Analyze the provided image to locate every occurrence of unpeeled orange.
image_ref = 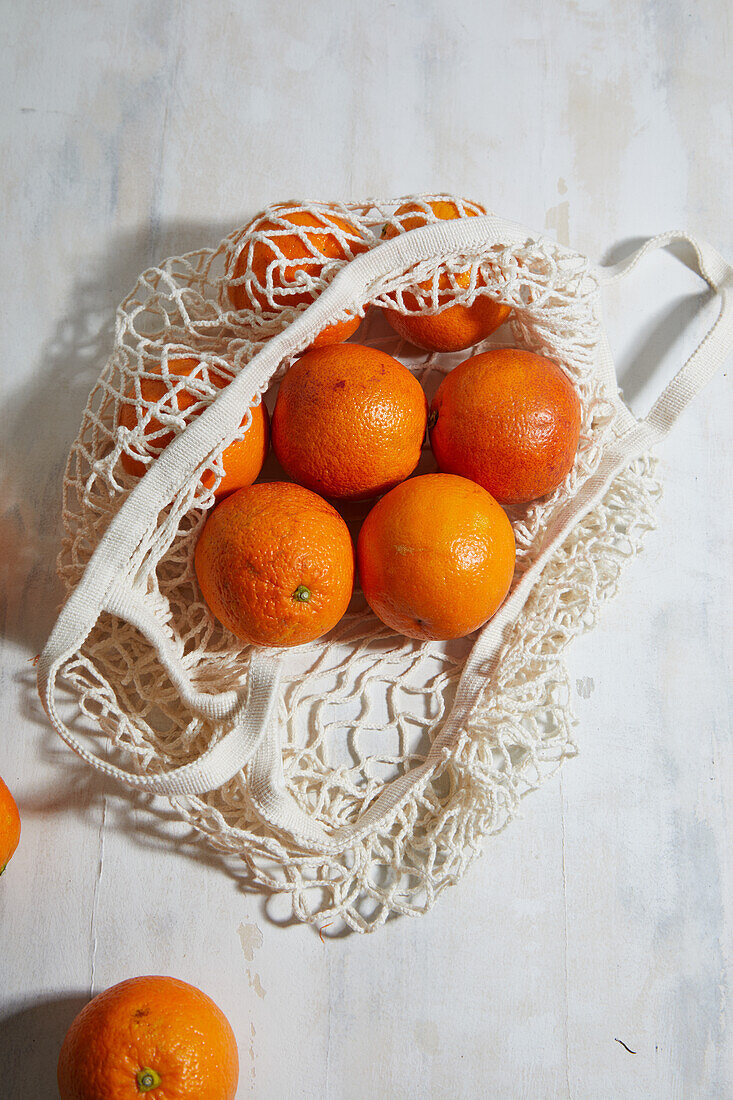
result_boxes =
[382,198,511,352]
[272,343,427,501]
[119,358,269,498]
[0,776,20,875]
[195,481,354,647]
[429,348,581,504]
[227,205,370,347]
[357,473,515,641]
[57,975,238,1100]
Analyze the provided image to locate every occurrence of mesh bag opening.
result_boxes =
[42,195,732,933]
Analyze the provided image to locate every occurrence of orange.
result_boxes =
[272,343,427,501]
[429,348,582,504]
[195,481,354,646]
[119,358,269,497]
[57,975,238,1100]
[382,198,511,352]
[227,205,371,347]
[0,776,20,875]
[357,473,515,641]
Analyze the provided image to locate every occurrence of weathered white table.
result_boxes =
[1,3,731,1097]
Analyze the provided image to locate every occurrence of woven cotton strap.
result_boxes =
[247,229,733,854]
[38,632,282,796]
[37,225,732,845]
[601,231,733,443]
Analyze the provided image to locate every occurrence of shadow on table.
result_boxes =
[0,215,241,658]
[0,993,89,1098]
[16,663,306,930]
[599,235,716,411]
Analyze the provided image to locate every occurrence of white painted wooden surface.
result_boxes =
[1,2,731,1096]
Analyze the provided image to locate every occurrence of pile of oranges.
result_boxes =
[121,198,582,648]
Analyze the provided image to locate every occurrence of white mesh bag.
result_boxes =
[37,196,733,933]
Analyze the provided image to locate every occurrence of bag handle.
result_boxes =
[37,573,283,796]
[600,230,733,444]
[38,638,282,796]
[39,224,732,849]
[245,229,733,855]
[431,230,733,762]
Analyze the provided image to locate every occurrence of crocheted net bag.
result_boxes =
[38,196,733,933]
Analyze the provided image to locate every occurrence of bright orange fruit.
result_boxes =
[272,343,427,501]
[119,358,269,497]
[227,205,371,347]
[429,348,581,504]
[0,776,20,875]
[357,473,515,641]
[57,975,239,1100]
[382,198,511,352]
[195,481,354,647]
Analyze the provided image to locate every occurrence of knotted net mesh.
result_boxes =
[56,196,660,931]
